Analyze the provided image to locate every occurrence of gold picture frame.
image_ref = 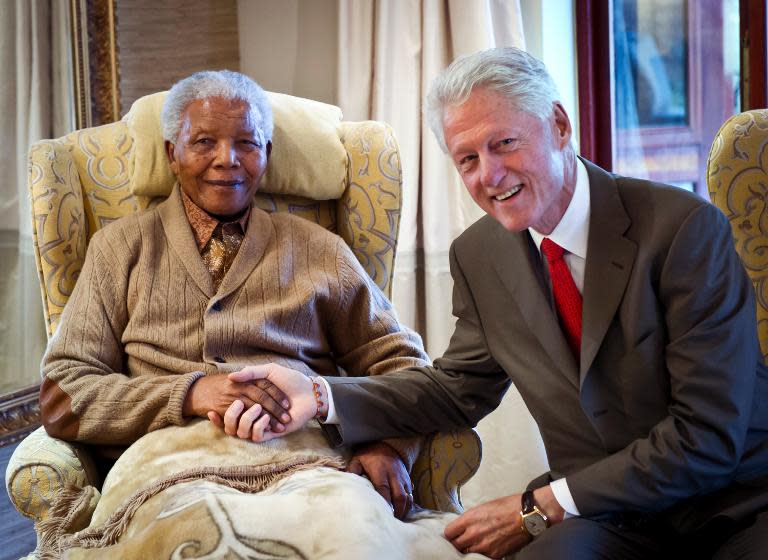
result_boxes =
[0,386,43,446]
[70,0,121,129]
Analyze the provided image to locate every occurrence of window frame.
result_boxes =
[576,0,766,179]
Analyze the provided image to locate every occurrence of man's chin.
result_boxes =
[201,201,250,221]
[490,211,531,233]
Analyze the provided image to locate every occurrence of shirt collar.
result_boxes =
[180,187,251,251]
[529,158,590,260]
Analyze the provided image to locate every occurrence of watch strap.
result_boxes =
[521,490,535,514]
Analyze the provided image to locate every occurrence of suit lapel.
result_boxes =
[580,159,637,383]
[490,224,580,388]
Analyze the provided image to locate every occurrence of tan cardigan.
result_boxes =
[40,186,428,465]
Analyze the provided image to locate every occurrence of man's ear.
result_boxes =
[165,140,179,175]
[551,102,572,148]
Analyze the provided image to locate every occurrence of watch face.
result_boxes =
[523,513,548,536]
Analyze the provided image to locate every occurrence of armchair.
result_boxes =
[707,109,768,360]
[5,91,481,546]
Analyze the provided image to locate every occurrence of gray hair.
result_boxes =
[426,47,561,152]
[161,70,274,145]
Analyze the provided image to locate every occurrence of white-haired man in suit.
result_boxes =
[221,48,768,559]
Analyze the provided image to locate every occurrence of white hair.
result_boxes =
[161,70,273,145]
[426,47,562,152]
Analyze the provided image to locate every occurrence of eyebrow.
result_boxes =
[187,126,258,136]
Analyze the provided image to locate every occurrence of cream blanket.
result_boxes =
[40,420,487,560]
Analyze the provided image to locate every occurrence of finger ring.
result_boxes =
[406,492,413,499]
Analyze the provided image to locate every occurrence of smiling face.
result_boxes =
[166,97,271,219]
[443,87,576,234]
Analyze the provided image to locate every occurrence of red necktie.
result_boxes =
[540,238,582,358]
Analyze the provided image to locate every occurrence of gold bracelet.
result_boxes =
[311,377,324,418]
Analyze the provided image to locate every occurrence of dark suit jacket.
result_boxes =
[324,159,768,531]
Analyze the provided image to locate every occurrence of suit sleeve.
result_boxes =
[567,203,764,516]
[323,242,511,446]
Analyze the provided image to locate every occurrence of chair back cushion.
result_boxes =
[707,109,768,360]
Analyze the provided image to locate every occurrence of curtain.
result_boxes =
[337,0,549,506]
[0,0,73,393]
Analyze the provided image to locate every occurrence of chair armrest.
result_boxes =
[411,429,482,514]
[5,427,99,521]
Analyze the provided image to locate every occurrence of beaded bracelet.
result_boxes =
[311,377,325,418]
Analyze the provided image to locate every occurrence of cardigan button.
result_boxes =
[211,301,221,312]
[214,356,226,363]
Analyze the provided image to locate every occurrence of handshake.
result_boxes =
[182,364,323,441]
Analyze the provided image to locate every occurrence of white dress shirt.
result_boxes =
[527,158,590,517]
[322,159,591,517]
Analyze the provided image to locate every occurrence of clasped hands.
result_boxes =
[183,364,414,519]
[183,363,318,440]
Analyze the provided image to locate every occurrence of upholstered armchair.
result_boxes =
[5,91,482,543]
[707,109,768,361]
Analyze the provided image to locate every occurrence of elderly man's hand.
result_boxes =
[183,372,292,433]
[217,364,321,442]
[347,442,414,520]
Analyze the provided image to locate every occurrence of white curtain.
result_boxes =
[0,0,73,393]
[337,0,549,506]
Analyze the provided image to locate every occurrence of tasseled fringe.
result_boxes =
[36,483,101,560]
[34,455,345,559]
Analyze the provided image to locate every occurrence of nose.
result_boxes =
[213,140,240,168]
[478,155,505,189]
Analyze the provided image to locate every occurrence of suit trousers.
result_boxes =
[514,509,768,560]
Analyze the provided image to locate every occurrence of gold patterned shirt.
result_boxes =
[180,188,250,291]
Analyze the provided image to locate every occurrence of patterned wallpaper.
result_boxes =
[116,0,240,117]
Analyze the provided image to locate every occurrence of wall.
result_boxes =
[236,1,576,136]
[237,0,338,104]
[521,0,579,144]
[116,0,240,114]
[114,0,579,204]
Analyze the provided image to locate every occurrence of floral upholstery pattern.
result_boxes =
[8,94,481,538]
[707,109,768,360]
[412,429,483,512]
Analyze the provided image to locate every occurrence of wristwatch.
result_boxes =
[520,490,549,538]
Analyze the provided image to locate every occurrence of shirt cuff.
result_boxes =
[550,478,581,518]
[317,376,339,424]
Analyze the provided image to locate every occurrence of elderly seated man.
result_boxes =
[37,70,481,559]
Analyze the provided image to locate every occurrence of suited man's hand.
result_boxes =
[347,442,414,520]
[444,494,530,558]
[445,486,566,557]
[214,364,323,442]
